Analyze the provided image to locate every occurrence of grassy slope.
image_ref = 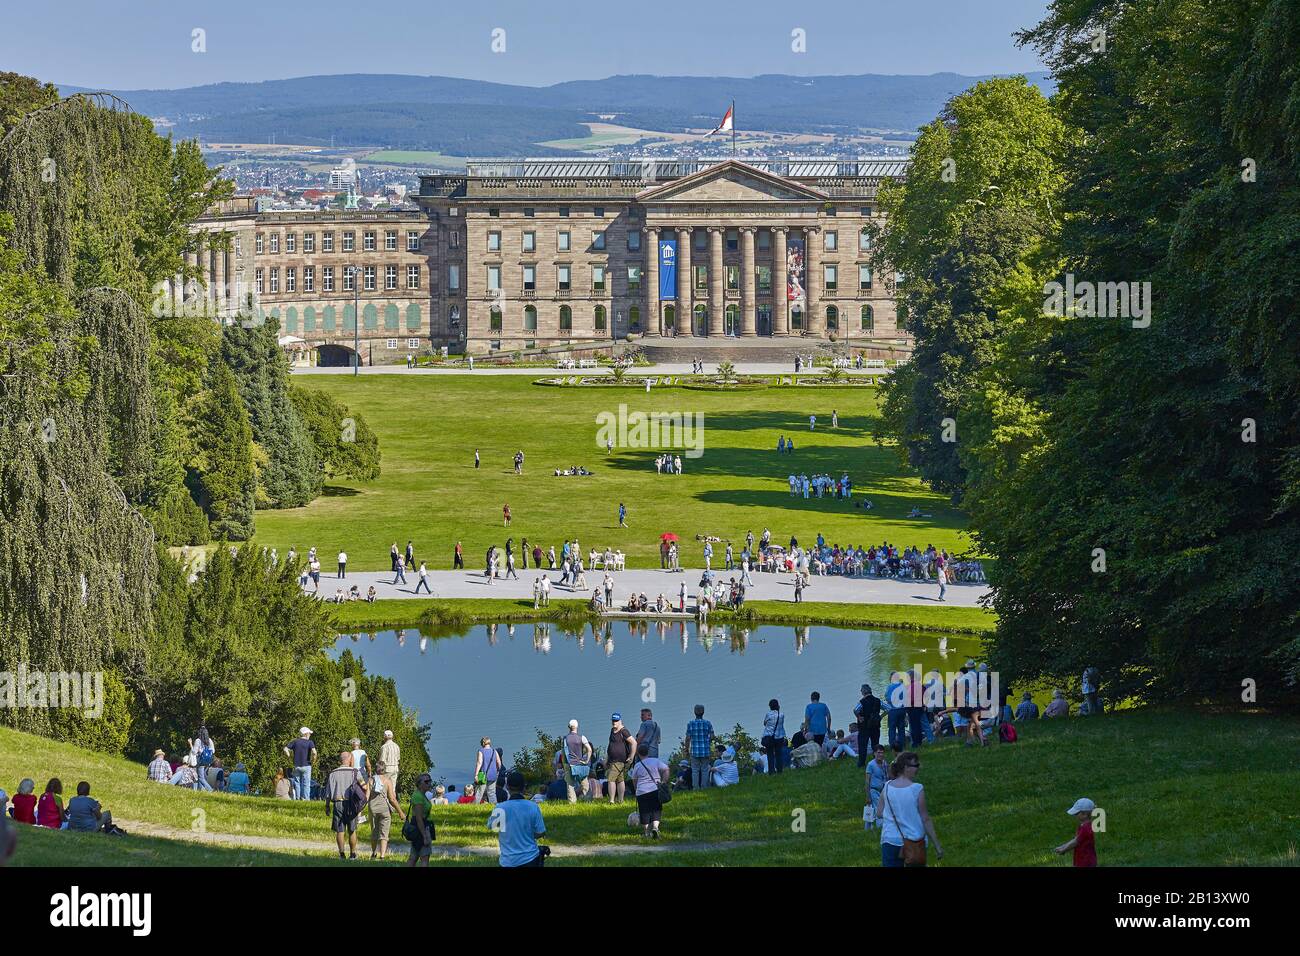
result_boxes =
[6,711,1297,867]
[254,376,971,572]
[328,597,997,635]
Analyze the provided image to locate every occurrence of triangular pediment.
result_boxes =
[636,161,827,204]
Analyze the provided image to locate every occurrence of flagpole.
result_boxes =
[731,99,737,156]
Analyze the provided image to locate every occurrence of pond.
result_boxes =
[333,621,983,789]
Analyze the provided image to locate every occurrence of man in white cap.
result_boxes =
[379,730,400,793]
[284,727,317,801]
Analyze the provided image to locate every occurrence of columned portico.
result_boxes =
[740,226,757,336]
[676,226,693,336]
[772,227,789,336]
[643,226,660,335]
[707,226,724,336]
[804,225,822,335]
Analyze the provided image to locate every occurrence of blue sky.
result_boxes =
[6,0,1050,90]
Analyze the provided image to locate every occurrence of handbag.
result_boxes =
[636,757,671,804]
[883,784,927,865]
[761,712,784,749]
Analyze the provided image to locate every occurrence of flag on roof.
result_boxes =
[707,102,734,135]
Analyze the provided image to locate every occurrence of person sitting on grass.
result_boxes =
[226,763,250,795]
[1015,691,1040,721]
[789,736,824,769]
[1044,689,1070,718]
[709,744,740,788]
[66,781,115,834]
[432,785,449,805]
[10,779,37,825]
[457,784,477,804]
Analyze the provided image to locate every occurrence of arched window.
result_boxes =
[594,305,607,331]
[524,305,537,330]
[693,303,708,335]
[861,304,874,332]
[383,303,399,331]
[285,306,299,333]
[559,305,572,330]
[406,303,422,331]
[363,303,379,330]
[826,305,838,331]
[663,304,676,330]
[791,306,804,331]
[322,305,337,331]
[629,305,641,331]
[490,308,503,332]
[303,306,317,332]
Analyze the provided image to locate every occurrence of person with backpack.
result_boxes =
[324,751,366,861]
[473,736,502,804]
[189,725,216,791]
[555,719,593,803]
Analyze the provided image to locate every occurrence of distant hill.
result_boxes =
[59,71,1055,154]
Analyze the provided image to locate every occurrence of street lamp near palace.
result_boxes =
[346,265,361,376]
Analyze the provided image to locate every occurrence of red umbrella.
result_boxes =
[660,532,679,541]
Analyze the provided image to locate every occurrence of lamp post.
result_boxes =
[348,265,361,375]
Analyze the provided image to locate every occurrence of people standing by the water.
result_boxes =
[635,708,661,758]
[865,744,889,816]
[803,691,832,745]
[557,720,593,803]
[855,684,883,762]
[630,749,671,839]
[605,713,637,805]
[877,751,943,867]
[406,773,434,867]
[367,760,405,860]
[473,737,502,804]
[284,727,317,800]
[761,699,787,774]
[686,705,715,790]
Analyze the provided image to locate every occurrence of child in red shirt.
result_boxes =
[1054,796,1098,866]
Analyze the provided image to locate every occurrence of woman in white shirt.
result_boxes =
[629,753,671,839]
[761,700,787,774]
[876,751,943,867]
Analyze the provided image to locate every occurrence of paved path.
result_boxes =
[123,819,752,860]
[312,566,989,608]
[292,363,886,377]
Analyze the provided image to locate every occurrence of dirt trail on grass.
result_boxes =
[120,819,753,859]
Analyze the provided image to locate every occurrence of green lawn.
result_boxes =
[7,711,1297,866]
[256,376,971,572]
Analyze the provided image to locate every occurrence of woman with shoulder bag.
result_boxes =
[877,751,943,867]
[629,752,671,839]
[761,699,787,774]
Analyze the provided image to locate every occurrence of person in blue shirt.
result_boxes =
[1014,692,1040,721]
[226,762,251,794]
[803,691,832,745]
[883,673,907,752]
[487,771,548,867]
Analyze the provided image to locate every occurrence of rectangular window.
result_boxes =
[757,265,772,292]
[627,230,641,252]
[825,231,838,252]
[559,206,570,218]
[595,307,606,331]
[523,264,536,291]
[522,231,536,253]
[824,264,838,292]
[488,231,501,251]
[488,207,500,217]
[757,230,770,250]
[592,230,605,251]
[285,233,296,253]
[255,268,264,293]
[861,205,875,217]
[235,236,242,258]
[694,264,708,292]
[627,265,641,291]
[450,230,460,248]
[343,232,355,252]
[386,338,398,350]
[487,265,501,290]
[269,267,279,293]
[343,267,355,291]
[323,266,334,291]
[364,265,376,291]
[523,207,535,218]
[269,233,279,254]
[594,206,605,218]
[859,265,873,290]
[490,310,502,331]
[592,264,606,292]
[323,232,334,252]
[363,231,376,252]
[385,230,397,251]
[255,233,264,254]
[694,231,707,252]
[303,233,315,253]
[407,264,420,289]
[449,264,460,290]
[385,265,397,290]
[859,228,872,251]
[408,338,421,349]
[726,229,738,251]
[557,230,571,252]
[407,231,420,251]
[304,266,314,292]
[285,267,296,292]
[558,264,571,291]
[726,265,739,291]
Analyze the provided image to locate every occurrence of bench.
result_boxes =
[864,358,886,369]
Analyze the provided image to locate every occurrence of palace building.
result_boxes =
[189,157,909,363]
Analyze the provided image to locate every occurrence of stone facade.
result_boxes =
[190,157,909,362]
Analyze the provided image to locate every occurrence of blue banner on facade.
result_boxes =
[658,238,677,299]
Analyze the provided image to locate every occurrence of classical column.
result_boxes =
[740,227,757,336]
[708,226,724,336]
[212,233,226,315]
[676,226,693,337]
[772,227,789,336]
[187,242,201,307]
[804,225,822,335]
[172,270,184,313]
[643,227,660,335]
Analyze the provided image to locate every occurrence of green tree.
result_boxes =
[188,362,256,539]
[290,384,382,482]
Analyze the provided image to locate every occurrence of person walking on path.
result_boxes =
[337,550,348,579]
[605,713,637,805]
[453,540,464,570]
[473,737,502,804]
[556,720,593,803]
[629,749,671,839]
[324,751,364,860]
[761,699,787,774]
[405,540,415,570]
[367,760,405,860]
[284,727,318,800]
[686,705,715,790]
[393,556,408,586]
[1054,797,1099,867]
[488,771,548,867]
[414,561,432,594]
[505,550,518,580]
[390,542,401,572]
[877,751,943,867]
